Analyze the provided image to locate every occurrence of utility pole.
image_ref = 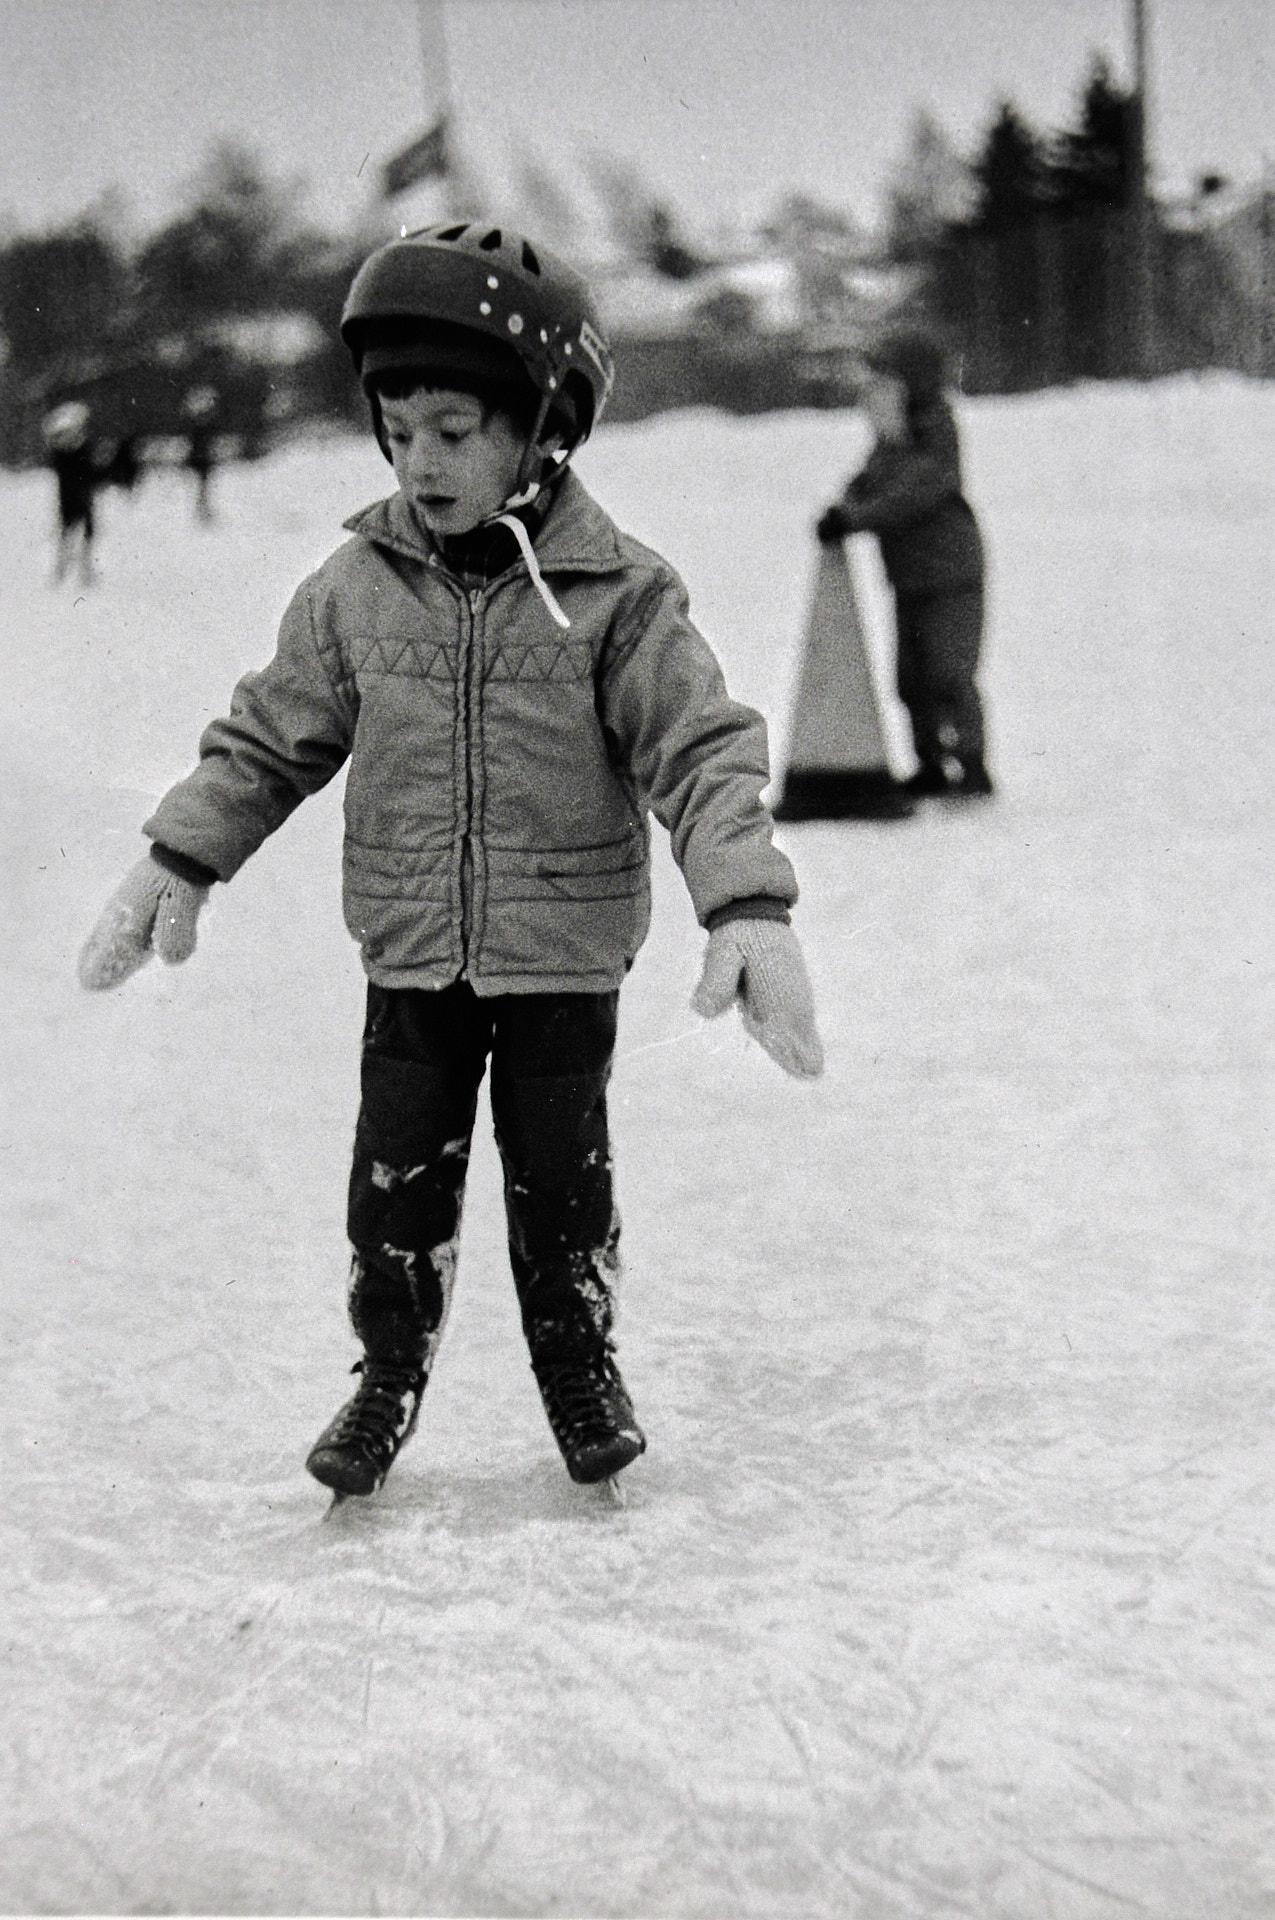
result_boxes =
[1128,0,1157,375]
[417,0,451,130]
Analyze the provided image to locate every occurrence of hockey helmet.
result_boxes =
[341,222,615,451]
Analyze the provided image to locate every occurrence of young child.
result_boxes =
[44,400,100,588]
[78,224,824,1502]
[816,323,993,798]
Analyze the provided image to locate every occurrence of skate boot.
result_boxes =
[942,753,994,798]
[305,1357,426,1497]
[531,1343,646,1484]
[905,754,994,799]
[901,760,949,798]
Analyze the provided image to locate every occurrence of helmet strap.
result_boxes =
[506,386,584,510]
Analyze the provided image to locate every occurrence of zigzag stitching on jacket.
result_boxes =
[484,642,588,684]
[306,592,360,717]
[341,634,457,679]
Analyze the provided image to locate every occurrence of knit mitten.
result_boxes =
[78,856,210,991]
[691,918,824,1079]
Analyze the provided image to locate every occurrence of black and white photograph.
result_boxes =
[2,2,1271,1914]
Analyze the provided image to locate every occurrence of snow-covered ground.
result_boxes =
[2,377,1272,1918]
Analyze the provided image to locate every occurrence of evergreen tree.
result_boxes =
[971,102,1050,231]
[135,144,322,333]
[1050,55,1138,212]
[0,219,132,375]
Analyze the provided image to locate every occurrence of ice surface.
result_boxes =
[2,379,1272,1917]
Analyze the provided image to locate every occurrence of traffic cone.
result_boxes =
[773,540,914,820]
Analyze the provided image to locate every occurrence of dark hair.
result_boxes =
[367,365,541,434]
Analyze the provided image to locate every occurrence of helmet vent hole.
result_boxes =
[521,241,542,275]
[479,228,503,251]
[437,223,468,241]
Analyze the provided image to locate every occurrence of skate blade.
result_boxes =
[323,1490,349,1520]
[601,1475,627,1508]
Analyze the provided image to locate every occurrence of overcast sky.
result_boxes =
[1,0,1271,242]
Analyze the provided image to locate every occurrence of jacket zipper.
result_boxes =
[458,587,483,970]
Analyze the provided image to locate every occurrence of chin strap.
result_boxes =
[493,509,571,630]
[487,393,573,629]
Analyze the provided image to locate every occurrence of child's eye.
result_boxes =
[439,428,469,446]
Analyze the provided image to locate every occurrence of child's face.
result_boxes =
[380,388,527,538]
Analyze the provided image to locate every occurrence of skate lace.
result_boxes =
[536,1353,628,1444]
[325,1361,424,1461]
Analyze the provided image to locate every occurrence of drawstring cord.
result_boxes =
[493,511,571,630]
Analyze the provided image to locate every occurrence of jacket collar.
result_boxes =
[343,468,627,577]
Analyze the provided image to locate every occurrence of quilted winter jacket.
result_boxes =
[143,470,798,994]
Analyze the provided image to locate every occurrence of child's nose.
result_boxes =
[403,435,436,484]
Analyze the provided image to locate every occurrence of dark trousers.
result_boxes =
[895,586,986,768]
[346,982,621,1375]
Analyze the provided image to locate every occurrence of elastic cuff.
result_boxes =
[149,843,219,887]
[704,897,792,932]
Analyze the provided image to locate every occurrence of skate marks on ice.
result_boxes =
[320,1468,628,1522]
[6,386,1275,1916]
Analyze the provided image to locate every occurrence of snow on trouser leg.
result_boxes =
[518,1213,646,1483]
[489,989,644,1482]
[311,983,483,1497]
[307,1230,463,1497]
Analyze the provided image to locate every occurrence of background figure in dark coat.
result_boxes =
[43,401,100,588]
[183,386,218,523]
[816,324,993,798]
[104,434,142,496]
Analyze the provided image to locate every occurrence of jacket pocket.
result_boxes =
[529,832,646,901]
[342,836,458,973]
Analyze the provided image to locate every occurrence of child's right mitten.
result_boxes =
[78,854,211,991]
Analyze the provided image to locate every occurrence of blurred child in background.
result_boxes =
[183,386,219,524]
[44,400,100,588]
[817,324,993,798]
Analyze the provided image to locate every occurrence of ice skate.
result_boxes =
[531,1344,646,1486]
[306,1357,426,1500]
[904,755,994,799]
[901,759,949,798]
[941,758,994,798]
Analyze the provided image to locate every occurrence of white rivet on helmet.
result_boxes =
[479,301,492,315]
[508,313,523,334]
[540,329,549,343]
[487,276,499,289]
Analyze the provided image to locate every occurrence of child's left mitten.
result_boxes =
[78,854,211,991]
[691,918,824,1079]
